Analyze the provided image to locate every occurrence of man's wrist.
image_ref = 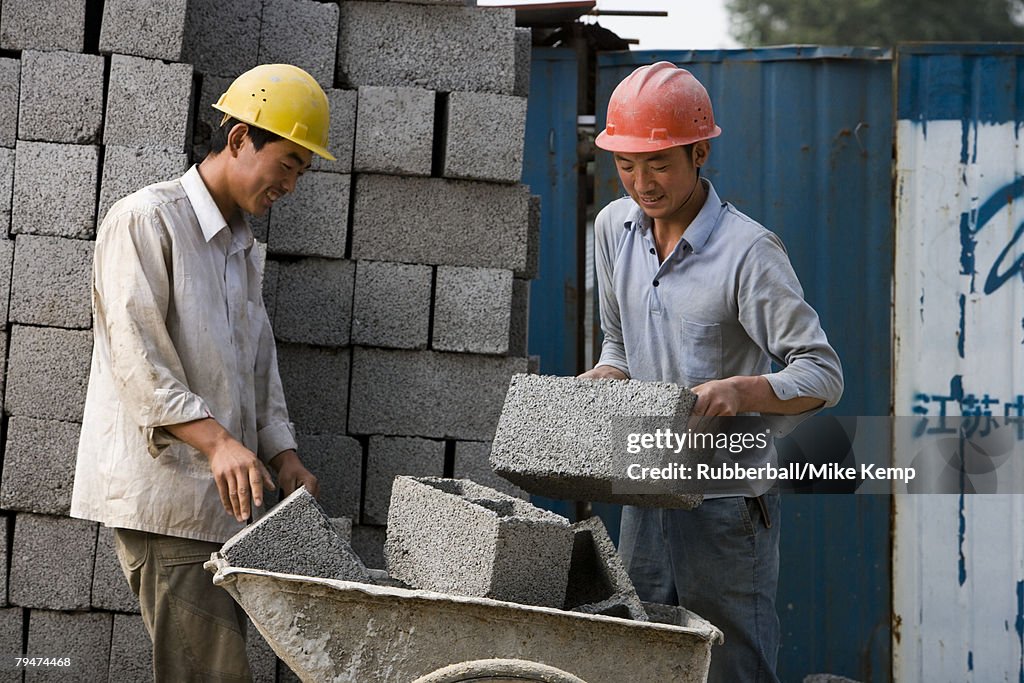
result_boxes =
[268,448,300,473]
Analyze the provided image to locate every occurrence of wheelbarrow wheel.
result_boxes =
[412,658,588,683]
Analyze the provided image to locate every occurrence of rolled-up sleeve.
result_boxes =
[594,206,630,376]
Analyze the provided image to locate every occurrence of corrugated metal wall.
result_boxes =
[893,44,1024,682]
[595,48,893,681]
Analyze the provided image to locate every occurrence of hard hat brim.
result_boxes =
[595,126,722,154]
[213,105,337,161]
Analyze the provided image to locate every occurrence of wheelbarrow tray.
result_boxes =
[208,558,722,682]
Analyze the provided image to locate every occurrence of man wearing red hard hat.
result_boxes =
[583,62,843,682]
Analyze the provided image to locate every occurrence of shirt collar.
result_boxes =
[180,165,254,252]
[621,178,725,255]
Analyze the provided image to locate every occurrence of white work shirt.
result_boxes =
[71,165,297,543]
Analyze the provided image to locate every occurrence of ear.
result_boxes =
[693,140,711,168]
[227,123,249,157]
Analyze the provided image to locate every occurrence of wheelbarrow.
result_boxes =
[207,557,723,682]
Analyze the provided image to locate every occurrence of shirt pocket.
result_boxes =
[680,318,722,383]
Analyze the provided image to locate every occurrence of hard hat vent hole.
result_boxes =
[261,88,266,92]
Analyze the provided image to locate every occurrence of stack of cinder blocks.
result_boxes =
[0,0,537,680]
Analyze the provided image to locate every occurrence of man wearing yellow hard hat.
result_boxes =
[71,64,333,680]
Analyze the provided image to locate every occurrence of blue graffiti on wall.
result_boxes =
[962,176,1024,295]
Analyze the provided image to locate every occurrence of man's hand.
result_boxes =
[691,378,745,417]
[691,375,826,417]
[577,365,629,380]
[269,450,320,499]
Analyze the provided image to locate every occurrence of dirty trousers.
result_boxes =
[618,494,782,683]
[114,528,251,682]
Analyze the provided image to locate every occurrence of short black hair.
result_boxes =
[207,117,283,154]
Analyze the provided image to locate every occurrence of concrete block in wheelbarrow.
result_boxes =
[565,516,647,621]
[217,486,370,583]
[490,374,703,508]
[384,476,573,608]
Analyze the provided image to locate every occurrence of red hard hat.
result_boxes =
[595,61,722,153]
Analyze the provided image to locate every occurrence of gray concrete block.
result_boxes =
[109,614,151,682]
[0,520,8,607]
[330,517,354,544]
[99,0,188,61]
[514,28,532,97]
[5,326,92,422]
[362,436,445,525]
[351,260,431,350]
[92,527,140,613]
[565,516,647,621]
[12,141,99,239]
[218,486,370,582]
[350,525,386,570]
[262,258,280,322]
[523,193,541,280]
[278,661,303,683]
[18,51,105,145]
[0,239,14,320]
[454,440,527,499]
[0,417,81,516]
[273,258,354,346]
[277,343,350,435]
[267,172,350,258]
[296,433,362,519]
[183,0,261,77]
[444,92,526,183]
[9,235,93,329]
[98,146,188,225]
[349,348,528,440]
[510,278,530,357]
[336,3,516,94]
[0,59,19,149]
[247,620,277,683]
[351,175,532,272]
[384,476,572,608]
[490,374,703,508]
[0,0,85,51]
[104,55,194,152]
[432,266,513,354]
[0,148,14,237]
[258,0,339,88]
[0,608,24,682]
[9,514,97,610]
[311,89,357,173]
[193,74,232,161]
[24,610,111,681]
[353,86,434,176]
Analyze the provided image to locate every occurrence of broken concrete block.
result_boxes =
[183,0,261,77]
[565,516,647,621]
[12,141,99,239]
[258,0,339,88]
[336,3,516,94]
[276,343,350,435]
[0,58,19,148]
[267,172,350,258]
[99,0,188,60]
[514,27,532,97]
[25,610,111,679]
[0,417,81,516]
[218,486,370,582]
[362,436,446,525]
[9,235,93,329]
[432,266,514,354]
[385,476,572,608]
[354,86,434,176]
[444,92,526,183]
[273,258,354,347]
[18,51,104,145]
[98,145,189,224]
[295,433,362,519]
[312,89,358,173]
[92,527,141,613]
[350,525,386,570]
[490,374,703,508]
[0,608,24,674]
[0,0,85,51]
[349,348,528,440]
[104,55,194,152]
[9,514,97,610]
[351,175,532,272]
[247,620,277,683]
[351,260,432,350]
[5,326,92,422]
[454,440,528,500]
[109,614,152,682]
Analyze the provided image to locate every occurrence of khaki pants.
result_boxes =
[114,528,251,682]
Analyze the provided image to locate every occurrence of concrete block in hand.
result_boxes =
[218,486,370,582]
[183,0,261,77]
[565,516,647,621]
[9,514,97,610]
[92,527,141,613]
[330,517,353,544]
[98,146,188,224]
[109,614,152,682]
[267,172,350,258]
[0,417,81,516]
[354,86,434,176]
[273,258,354,347]
[311,89,357,173]
[362,436,445,525]
[12,141,99,239]
[25,610,111,680]
[443,92,526,183]
[349,347,528,440]
[0,0,86,51]
[490,374,703,508]
[384,476,572,608]
[104,55,194,152]
[432,266,513,354]
[453,440,527,500]
[9,235,93,329]
[295,433,362,519]
[18,51,104,145]
[351,260,432,350]
[5,326,92,422]
[276,343,350,435]
[99,0,188,60]
[0,58,20,148]
[257,0,338,88]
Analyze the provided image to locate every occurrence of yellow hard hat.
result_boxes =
[213,64,335,161]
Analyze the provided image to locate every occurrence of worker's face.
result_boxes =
[613,142,708,221]
[229,125,312,217]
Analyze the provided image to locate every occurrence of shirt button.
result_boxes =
[649,248,656,255]
[653,280,660,287]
